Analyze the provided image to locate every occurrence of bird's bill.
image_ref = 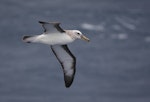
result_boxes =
[81,35,90,42]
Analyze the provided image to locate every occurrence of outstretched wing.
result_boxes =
[51,45,76,88]
[39,21,65,34]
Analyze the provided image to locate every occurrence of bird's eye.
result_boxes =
[77,33,80,35]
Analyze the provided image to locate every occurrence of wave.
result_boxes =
[115,16,137,30]
[81,23,105,31]
[145,37,150,42]
[111,33,128,40]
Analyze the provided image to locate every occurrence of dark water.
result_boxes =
[0,0,150,102]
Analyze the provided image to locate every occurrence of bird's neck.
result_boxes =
[65,30,76,40]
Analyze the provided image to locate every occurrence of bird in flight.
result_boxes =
[23,21,90,88]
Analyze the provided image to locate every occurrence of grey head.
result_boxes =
[65,30,90,42]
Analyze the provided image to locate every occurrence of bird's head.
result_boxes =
[71,30,90,42]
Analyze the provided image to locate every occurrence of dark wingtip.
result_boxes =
[22,36,31,43]
[65,83,72,88]
[39,21,45,24]
[39,21,49,24]
[64,76,74,88]
[39,21,61,24]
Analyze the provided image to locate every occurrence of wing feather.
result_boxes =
[39,21,65,33]
[51,45,76,88]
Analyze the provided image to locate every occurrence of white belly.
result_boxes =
[36,33,74,45]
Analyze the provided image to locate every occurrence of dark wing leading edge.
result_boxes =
[39,21,65,34]
[51,45,76,88]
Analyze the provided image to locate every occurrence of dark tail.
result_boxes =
[22,36,32,43]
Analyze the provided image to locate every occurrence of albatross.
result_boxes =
[22,21,90,88]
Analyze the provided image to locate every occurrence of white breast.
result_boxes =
[36,33,75,45]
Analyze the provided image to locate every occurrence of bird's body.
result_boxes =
[23,21,89,88]
[26,32,74,45]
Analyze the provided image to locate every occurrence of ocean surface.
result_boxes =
[0,0,150,102]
